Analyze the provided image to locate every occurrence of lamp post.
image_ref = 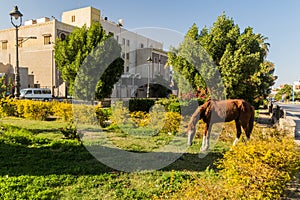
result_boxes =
[10,6,23,99]
[146,57,152,98]
[292,84,295,103]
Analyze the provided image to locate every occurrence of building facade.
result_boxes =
[293,80,300,92]
[0,6,171,98]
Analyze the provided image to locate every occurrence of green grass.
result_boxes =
[0,117,232,199]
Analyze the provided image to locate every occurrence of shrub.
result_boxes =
[111,102,133,127]
[163,128,300,200]
[0,97,16,117]
[60,120,80,140]
[128,99,155,112]
[51,101,73,121]
[16,100,53,120]
[95,106,112,127]
[73,104,97,125]
[161,112,182,134]
[156,97,205,114]
[217,137,300,199]
[130,111,149,127]
[129,109,182,135]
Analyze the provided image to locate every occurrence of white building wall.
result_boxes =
[293,81,300,92]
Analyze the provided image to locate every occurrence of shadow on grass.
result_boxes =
[0,142,113,176]
[0,141,223,176]
[161,151,223,172]
[0,123,62,135]
[27,128,62,135]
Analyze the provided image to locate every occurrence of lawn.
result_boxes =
[0,117,231,199]
[1,115,296,199]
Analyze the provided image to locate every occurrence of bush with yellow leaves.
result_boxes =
[166,129,300,200]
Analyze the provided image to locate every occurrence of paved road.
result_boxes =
[276,102,300,143]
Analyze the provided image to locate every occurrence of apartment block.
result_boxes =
[0,6,171,98]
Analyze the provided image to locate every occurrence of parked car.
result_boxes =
[20,88,53,101]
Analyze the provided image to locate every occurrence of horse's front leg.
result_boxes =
[201,124,211,151]
[187,106,202,146]
[187,129,195,146]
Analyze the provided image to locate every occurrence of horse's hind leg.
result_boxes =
[242,122,251,141]
[233,119,242,146]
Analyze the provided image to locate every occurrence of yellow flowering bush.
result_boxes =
[0,97,16,117]
[166,132,300,200]
[130,111,150,127]
[51,101,73,121]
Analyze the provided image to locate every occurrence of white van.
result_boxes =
[20,88,53,101]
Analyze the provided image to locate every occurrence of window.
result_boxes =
[122,38,126,45]
[43,35,51,45]
[140,43,144,48]
[34,90,41,94]
[126,39,130,46]
[1,41,7,50]
[71,15,76,22]
[126,66,129,72]
[126,53,129,60]
[42,89,51,94]
[116,36,119,43]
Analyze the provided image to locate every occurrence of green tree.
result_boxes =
[167,24,225,100]
[168,14,276,105]
[54,21,124,100]
[275,84,292,101]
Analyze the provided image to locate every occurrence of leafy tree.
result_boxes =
[54,21,124,100]
[74,37,124,101]
[168,24,225,100]
[168,14,276,105]
[275,84,292,101]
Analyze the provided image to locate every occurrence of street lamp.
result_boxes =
[292,84,295,103]
[146,57,152,98]
[10,6,23,99]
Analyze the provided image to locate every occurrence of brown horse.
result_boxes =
[187,99,254,151]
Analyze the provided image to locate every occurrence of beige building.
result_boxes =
[0,6,171,98]
[0,16,74,96]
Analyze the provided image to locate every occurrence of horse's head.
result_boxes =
[187,100,212,146]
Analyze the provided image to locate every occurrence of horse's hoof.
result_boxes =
[200,147,209,152]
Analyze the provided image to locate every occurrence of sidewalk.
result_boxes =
[256,108,273,127]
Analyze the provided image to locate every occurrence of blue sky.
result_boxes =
[1,0,300,87]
